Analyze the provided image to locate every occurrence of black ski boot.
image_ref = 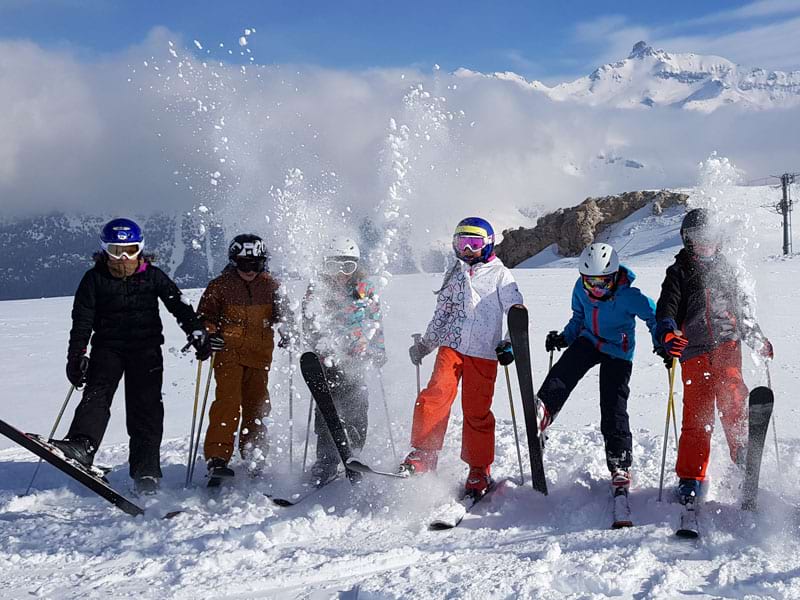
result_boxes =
[49,436,95,468]
[207,457,235,487]
[305,460,338,487]
[134,475,160,496]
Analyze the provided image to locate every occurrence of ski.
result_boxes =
[611,488,633,529]
[428,478,509,530]
[345,458,409,479]
[299,352,361,485]
[741,385,774,512]
[507,305,548,495]
[676,498,700,539]
[0,418,144,517]
[270,473,341,507]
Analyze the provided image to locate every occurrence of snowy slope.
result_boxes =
[458,42,800,113]
[1,186,800,599]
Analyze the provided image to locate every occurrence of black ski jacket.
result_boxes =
[68,258,202,357]
[655,249,763,361]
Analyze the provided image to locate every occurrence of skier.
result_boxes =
[655,208,773,503]
[52,218,211,495]
[301,237,386,484]
[198,234,289,481]
[539,242,660,496]
[402,217,523,497]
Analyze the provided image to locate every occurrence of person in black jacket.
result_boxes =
[51,218,211,495]
[655,208,773,503]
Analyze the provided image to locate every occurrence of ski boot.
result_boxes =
[610,469,633,528]
[678,478,701,504]
[537,400,552,433]
[206,457,235,488]
[134,475,160,496]
[49,436,95,468]
[464,465,493,500]
[398,448,438,476]
[304,460,339,487]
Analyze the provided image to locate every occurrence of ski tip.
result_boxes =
[612,520,633,529]
[428,521,457,531]
[675,529,699,539]
[162,510,184,520]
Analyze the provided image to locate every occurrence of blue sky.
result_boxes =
[2,0,800,81]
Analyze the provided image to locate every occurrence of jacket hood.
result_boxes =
[617,264,636,288]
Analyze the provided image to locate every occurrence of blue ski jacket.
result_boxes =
[562,265,659,362]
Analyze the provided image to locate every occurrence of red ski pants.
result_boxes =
[410,347,498,467]
[676,340,748,481]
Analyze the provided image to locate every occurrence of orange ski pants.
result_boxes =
[204,356,271,463]
[676,340,748,481]
[410,347,498,467]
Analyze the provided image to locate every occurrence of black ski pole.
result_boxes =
[766,363,780,470]
[24,383,78,495]
[288,349,295,473]
[302,394,314,472]
[412,333,422,396]
[503,365,525,486]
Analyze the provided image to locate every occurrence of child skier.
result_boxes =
[655,208,773,503]
[301,237,386,484]
[402,217,523,497]
[52,218,211,495]
[539,242,660,495]
[198,234,288,481]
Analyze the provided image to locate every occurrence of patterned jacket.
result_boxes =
[422,257,523,361]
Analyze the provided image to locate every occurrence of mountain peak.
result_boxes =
[628,41,654,59]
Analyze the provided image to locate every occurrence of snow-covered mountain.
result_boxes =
[458,41,800,112]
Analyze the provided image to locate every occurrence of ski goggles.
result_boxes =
[582,274,616,297]
[234,256,266,273]
[452,234,489,255]
[102,242,143,260]
[324,259,358,275]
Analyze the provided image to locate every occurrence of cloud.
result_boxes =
[2,30,800,264]
[686,0,800,26]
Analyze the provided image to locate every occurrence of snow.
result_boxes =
[2,186,800,598]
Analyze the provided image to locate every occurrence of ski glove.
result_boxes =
[66,354,90,388]
[372,350,388,369]
[189,329,212,361]
[209,333,225,353]
[545,331,568,353]
[654,346,673,369]
[409,337,433,366]
[277,332,294,349]
[495,341,514,366]
[662,330,688,357]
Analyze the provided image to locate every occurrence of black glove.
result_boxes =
[495,341,514,366]
[654,346,673,369]
[189,329,212,361]
[277,332,294,349]
[66,354,90,388]
[409,338,431,366]
[545,331,568,353]
[209,333,225,353]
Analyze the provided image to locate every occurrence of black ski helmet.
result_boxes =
[228,234,268,271]
[680,208,718,255]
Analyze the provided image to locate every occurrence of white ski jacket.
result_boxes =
[422,257,524,361]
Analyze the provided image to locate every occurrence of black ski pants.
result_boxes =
[314,363,369,464]
[67,346,164,479]
[537,336,633,472]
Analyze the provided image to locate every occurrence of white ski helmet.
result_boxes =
[578,243,619,276]
[326,236,360,260]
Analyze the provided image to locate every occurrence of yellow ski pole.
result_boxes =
[189,353,215,485]
[658,358,678,502]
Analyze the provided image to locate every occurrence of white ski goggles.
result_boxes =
[324,259,358,275]
[102,241,143,259]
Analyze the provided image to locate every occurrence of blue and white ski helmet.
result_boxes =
[453,217,495,263]
[101,218,143,245]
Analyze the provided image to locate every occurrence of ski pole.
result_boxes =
[188,353,215,486]
[548,350,554,372]
[658,358,678,502]
[302,394,314,472]
[184,360,203,488]
[24,383,78,495]
[412,333,422,396]
[766,362,780,470]
[288,350,294,473]
[504,365,525,486]
[377,369,398,464]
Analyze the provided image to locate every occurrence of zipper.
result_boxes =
[704,289,713,341]
[592,306,602,350]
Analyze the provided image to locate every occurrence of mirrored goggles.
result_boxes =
[582,274,616,295]
[102,242,143,260]
[453,235,488,255]
[324,259,358,275]
[682,226,719,247]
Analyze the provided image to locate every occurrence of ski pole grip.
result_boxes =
[412,333,422,344]
[181,340,193,353]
